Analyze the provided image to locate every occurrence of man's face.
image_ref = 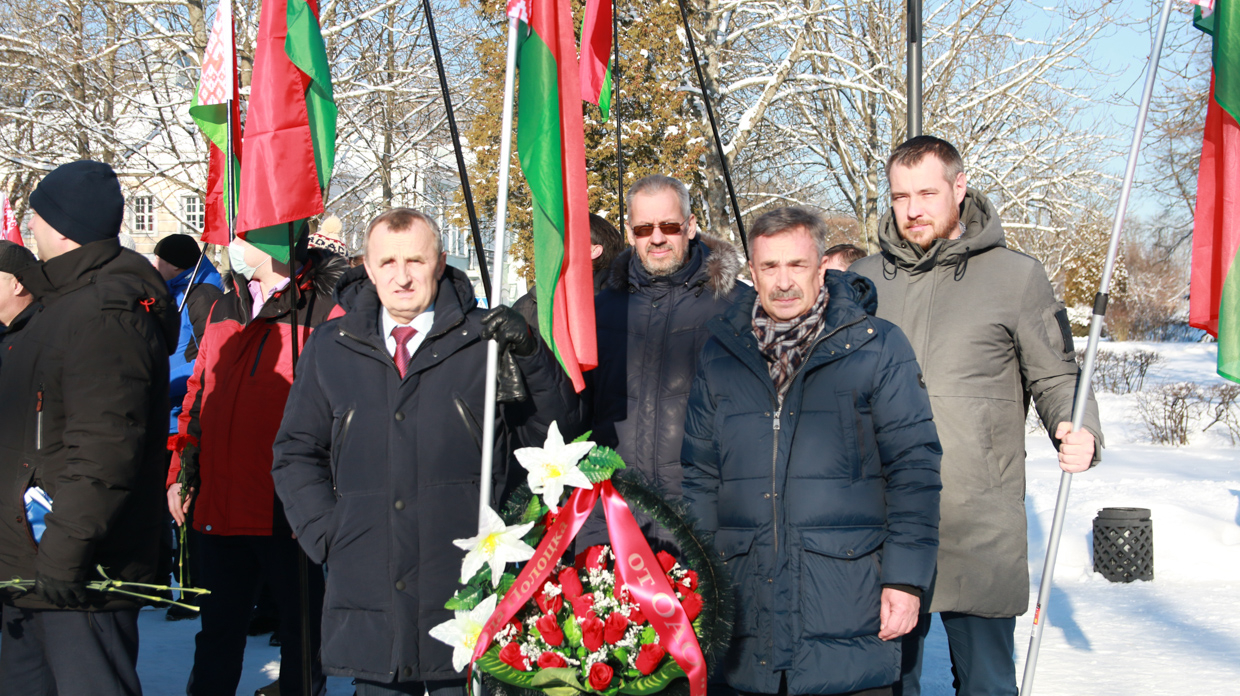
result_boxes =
[28,211,72,261]
[155,257,184,282]
[364,221,444,323]
[627,189,697,277]
[0,271,31,326]
[749,228,830,322]
[888,156,967,250]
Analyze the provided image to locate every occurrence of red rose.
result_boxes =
[680,569,699,592]
[570,592,595,620]
[536,582,563,616]
[537,651,568,669]
[542,510,558,530]
[588,662,614,690]
[559,568,584,602]
[585,545,609,570]
[603,612,629,644]
[628,606,647,625]
[656,551,677,573]
[536,614,564,646]
[614,584,632,604]
[582,615,605,652]
[508,619,524,636]
[499,641,530,671]
[681,592,703,621]
[635,643,667,676]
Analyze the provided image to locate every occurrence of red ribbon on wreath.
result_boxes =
[470,481,707,696]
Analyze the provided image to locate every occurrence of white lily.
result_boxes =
[514,421,594,513]
[428,594,498,672]
[453,505,536,587]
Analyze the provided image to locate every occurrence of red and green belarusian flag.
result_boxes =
[579,0,613,121]
[189,0,241,246]
[236,0,336,262]
[1190,0,1240,383]
[508,0,598,391]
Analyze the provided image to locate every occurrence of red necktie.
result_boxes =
[392,326,417,378]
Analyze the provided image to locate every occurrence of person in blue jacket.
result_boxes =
[153,234,224,435]
[682,206,942,696]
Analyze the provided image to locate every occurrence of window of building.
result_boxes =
[132,195,155,234]
[181,195,204,234]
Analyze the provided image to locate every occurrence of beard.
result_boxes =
[639,242,688,277]
[900,204,961,250]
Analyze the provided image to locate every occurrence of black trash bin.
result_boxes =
[1093,507,1153,582]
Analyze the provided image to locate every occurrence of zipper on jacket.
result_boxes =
[763,315,867,555]
[35,384,44,450]
[250,329,272,377]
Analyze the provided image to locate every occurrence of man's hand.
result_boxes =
[480,306,538,357]
[1054,422,1095,473]
[879,587,921,641]
[167,483,194,526]
[35,573,87,608]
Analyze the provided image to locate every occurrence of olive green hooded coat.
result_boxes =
[852,189,1102,617]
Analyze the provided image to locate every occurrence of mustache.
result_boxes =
[768,287,802,301]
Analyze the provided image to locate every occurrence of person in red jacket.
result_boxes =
[167,234,346,696]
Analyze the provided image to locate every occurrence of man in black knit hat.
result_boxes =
[0,160,176,696]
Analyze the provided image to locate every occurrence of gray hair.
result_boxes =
[364,207,443,256]
[625,175,691,222]
[747,206,828,259]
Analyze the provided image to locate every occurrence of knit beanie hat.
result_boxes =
[0,241,36,275]
[29,160,125,245]
[154,234,202,270]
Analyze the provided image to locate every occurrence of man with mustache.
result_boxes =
[851,136,1102,696]
[583,175,751,552]
[682,206,941,695]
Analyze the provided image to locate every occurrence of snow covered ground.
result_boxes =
[42,341,1240,695]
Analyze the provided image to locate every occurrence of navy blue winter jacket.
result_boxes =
[682,271,942,695]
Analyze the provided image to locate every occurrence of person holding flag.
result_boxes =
[271,208,578,696]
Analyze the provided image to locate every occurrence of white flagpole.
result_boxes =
[478,15,521,529]
[1019,0,1175,692]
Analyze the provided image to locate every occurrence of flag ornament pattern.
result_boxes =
[1190,0,1240,383]
[190,0,241,246]
[507,0,598,392]
[236,0,336,262]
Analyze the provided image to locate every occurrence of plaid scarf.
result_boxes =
[752,283,830,397]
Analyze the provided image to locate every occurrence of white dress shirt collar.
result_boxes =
[381,304,435,359]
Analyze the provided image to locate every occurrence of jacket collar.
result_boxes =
[2,301,40,336]
[604,233,742,299]
[18,238,122,303]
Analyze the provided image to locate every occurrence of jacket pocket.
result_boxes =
[323,492,390,611]
[714,528,759,637]
[329,408,355,492]
[799,526,886,639]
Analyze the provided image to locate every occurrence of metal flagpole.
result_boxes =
[614,0,624,227]
[1019,0,1175,692]
[478,15,520,528]
[674,0,748,260]
[422,0,492,302]
[906,0,923,138]
[286,220,314,696]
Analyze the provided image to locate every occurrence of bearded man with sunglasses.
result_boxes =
[580,174,752,552]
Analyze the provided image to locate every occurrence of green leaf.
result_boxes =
[532,667,588,693]
[617,660,686,695]
[640,626,657,645]
[572,430,594,443]
[445,584,485,611]
[625,669,640,678]
[563,616,583,647]
[476,645,537,688]
[520,495,548,525]
[612,647,629,664]
[578,445,627,484]
[498,573,517,597]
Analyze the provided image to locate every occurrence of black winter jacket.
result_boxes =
[0,302,39,371]
[682,272,941,695]
[582,235,751,549]
[272,267,578,683]
[0,239,175,610]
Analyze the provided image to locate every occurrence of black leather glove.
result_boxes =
[480,306,538,357]
[35,573,87,608]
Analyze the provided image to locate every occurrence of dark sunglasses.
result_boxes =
[631,220,686,238]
